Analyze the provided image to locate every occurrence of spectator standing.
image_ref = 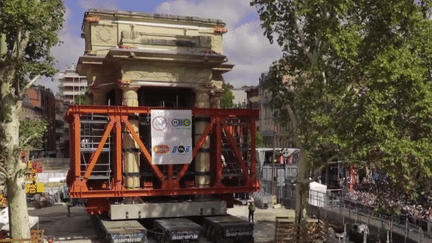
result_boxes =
[66,200,71,217]
[248,199,256,223]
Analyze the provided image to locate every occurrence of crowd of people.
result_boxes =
[338,175,432,225]
[401,203,432,223]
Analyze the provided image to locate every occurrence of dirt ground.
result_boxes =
[28,204,295,243]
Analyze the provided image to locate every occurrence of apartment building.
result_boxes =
[58,64,88,104]
[259,85,291,148]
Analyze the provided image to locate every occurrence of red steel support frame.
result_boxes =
[113,116,123,190]
[65,105,260,199]
[73,115,81,180]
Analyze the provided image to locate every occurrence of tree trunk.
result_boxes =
[1,89,31,239]
[285,106,309,225]
[6,175,30,239]
[295,147,309,225]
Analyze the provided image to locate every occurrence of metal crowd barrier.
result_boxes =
[310,189,432,242]
[259,179,432,242]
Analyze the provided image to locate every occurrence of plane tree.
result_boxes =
[220,82,235,108]
[0,0,64,238]
[251,0,432,223]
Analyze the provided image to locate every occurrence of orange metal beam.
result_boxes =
[123,118,165,183]
[177,119,215,180]
[66,105,259,118]
[215,117,222,185]
[114,119,122,184]
[69,117,75,176]
[74,115,81,177]
[83,119,115,179]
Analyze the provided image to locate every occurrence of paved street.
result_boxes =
[228,205,295,243]
[27,203,295,243]
[28,204,98,242]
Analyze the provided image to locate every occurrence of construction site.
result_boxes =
[33,9,263,243]
[2,8,429,243]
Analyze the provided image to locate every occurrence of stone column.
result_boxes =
[195,88,211,188]
[122,87,140,189]
[210,89,224,108]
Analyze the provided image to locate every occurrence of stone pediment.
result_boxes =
[83,9,227,55]
[77,9,233,100]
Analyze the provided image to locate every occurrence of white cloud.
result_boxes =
[224,22,280,63]
[36,4,85,95]
[156,0,282,88]
[78,0,119,10]
[156,0,252,27]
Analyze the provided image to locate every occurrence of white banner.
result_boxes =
[151,110,192,165]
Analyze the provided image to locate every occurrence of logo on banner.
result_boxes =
[153,145,170,154]
[152,116,168,131]
[151,109,192,164]
[171,119,191,127]
[172,145,191,154]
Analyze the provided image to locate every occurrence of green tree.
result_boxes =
[220,82,235,108]
[249,129,265,147]
[20,119,47,149]
[0,0,64,238]
[75,93,90,105]
[255,130,265,147]
[252,0,432,223]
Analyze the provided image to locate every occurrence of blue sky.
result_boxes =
[37,0,282,94]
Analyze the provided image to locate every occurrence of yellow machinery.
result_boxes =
[0,152,44,208]
[25,161,44,194]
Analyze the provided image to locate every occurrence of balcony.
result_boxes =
[59,81,88,87]
[62,90,85,96]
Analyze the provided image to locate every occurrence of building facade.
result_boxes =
[55,98,69,158]
[259,84,291,148]
[20,85,57,158]
[20,88,42,121]
[229,84,290,148]
[245,87,259,109]
[231,87,248,108]
[58,65,88,104]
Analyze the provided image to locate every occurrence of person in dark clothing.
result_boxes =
[66,200,71,217]
[248,200,256,223]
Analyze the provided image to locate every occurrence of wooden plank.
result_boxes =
[275,219,328,243]
[0,239,32,243]
[0,230,43,243]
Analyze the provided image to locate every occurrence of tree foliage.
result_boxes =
[220,82,235,108]
[252,0,432,216]
[19,119,47,149]
[249,128,265,148]
[0,0,64,84]
[0,0,64,238]
[75,93,91,105]
[255,130,265,147]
